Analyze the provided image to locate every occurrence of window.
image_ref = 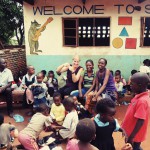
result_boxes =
[63,17,110,47]
[140,17,150,47]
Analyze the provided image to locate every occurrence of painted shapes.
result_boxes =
[112,38,123,49]
[119,27,129,36]
[125,38,137,49]
[118,17,132,25]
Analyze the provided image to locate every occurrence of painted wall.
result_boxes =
[23,0,150,79]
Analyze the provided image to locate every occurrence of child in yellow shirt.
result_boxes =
[50,92,65,125]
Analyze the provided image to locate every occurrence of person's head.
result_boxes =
[98,58,107,70]
[0,114,4,125]
[115,74,121,83]
[131,69,137,75]
[27,65,35,75]
[36,72,44,83]
[35,103,50,116]
[85,59,94,72]
[72,55,80,69]
[143,59,150,67]
[76,118,96,143]
[53,92,62,106]
[63,96,75,112]
[115,70,121,76]
[110,70,113,76]
[48,70,54,78]
[96,98,116,123]
[130,72,150,94]
[0,58,7,70]
[41,70,47,77]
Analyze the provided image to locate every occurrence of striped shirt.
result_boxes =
[81,70,96,88]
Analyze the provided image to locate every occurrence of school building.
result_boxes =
[21,0,149,79]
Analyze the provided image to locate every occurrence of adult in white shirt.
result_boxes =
[0,58,14,117]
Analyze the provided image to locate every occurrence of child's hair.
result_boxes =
[76,118,96,143]
[53,92,61,99]
[41,70,47,76]
[96,98,115,114]
[115,70,121,75]
[48,70,54,75]
[35,103,49,113]
[131,69,137,75]
[143,59,150,66]
[0,114,4,125]
[36,72,44,78]
[63,96,75,108]
[27,65,34,71]
[86,59,94,65]
[99,58,107,65]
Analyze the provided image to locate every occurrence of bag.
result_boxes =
[31,85,44,96]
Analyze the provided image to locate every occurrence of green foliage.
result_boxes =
[0,0,24,45]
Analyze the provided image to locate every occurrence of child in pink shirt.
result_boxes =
[121,72,150,150]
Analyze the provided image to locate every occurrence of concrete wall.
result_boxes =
[23,0,150,79]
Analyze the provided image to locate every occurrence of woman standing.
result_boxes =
[56,55,83,98]
[94,58,117,102]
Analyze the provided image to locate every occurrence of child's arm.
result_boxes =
[127,119,144,144]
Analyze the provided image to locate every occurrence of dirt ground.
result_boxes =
[0,104,149,150]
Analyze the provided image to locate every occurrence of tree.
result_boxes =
[0,0,24,46]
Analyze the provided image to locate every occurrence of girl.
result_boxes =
[93,58,117,102]
[47,70,58,97]
[18,103,52,150]
[50,92,65,125]
[66,118,98,150]
[71,59,96,98]
[91,98,123,150]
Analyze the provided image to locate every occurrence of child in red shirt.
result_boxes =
[121,72,150,150]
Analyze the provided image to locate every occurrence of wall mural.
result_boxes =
[28,17,53,55]
[119,27,129,37]
[125,38,137,49]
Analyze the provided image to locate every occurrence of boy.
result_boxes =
[31,72,48,108]
[51,96,79,140]
[121,72,150,150]
[0,114,18,149]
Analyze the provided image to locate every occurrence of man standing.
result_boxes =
[0,58,14,117]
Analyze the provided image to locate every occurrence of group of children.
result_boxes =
[0,57,150,150]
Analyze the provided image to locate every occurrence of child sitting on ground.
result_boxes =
[121,72,150,150]
[114,70,126,86]
[51,96,79,140]
[18,103,52,150]
[66,118,98,150]
[115,74,124,98]
[50,92,65,125]
[0,114,18,149]
[41,70,48,83]
[91,98,124,150]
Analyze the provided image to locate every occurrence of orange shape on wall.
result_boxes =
[125,38,137,49]
[118,17,132,25]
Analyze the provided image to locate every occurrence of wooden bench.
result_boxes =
[0,91,24,103]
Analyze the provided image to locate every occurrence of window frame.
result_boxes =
[140,16,150,47]
[62,17,111,47]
